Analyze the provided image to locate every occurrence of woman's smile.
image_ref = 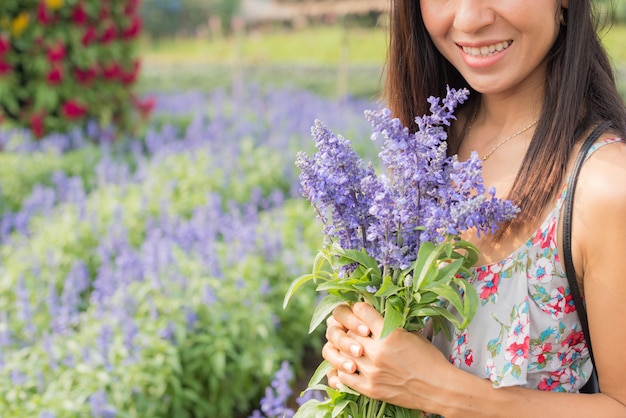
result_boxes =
[459,40,512,58]
[457,40,513,69]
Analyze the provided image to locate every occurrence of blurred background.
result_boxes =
[137,0,390,100]
[136,0,626,99]
[0,1,624,417]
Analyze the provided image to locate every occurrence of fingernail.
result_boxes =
[343,361,355,372]
[349,344,361,356]
[357,324,370,336]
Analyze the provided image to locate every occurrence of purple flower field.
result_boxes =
[0,85,378,417]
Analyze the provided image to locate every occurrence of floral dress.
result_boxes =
[432,138,623,392]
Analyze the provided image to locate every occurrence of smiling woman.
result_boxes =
[319,0,626,416]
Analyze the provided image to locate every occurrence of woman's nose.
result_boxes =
[453,0,497,33]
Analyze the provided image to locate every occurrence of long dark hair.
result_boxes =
[383,0,626,238]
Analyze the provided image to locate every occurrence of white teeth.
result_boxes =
[462,41,511,57]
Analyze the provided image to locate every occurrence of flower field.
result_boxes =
[0,84,378,417]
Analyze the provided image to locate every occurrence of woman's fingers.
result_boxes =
[332,303,371,337]
[326,366,341,390]
[326,321,364,358]
[351,302,384,338]
[322,341,357,389]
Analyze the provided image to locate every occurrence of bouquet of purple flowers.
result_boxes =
[285,87,519,417]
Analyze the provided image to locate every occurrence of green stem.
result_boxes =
[375,401,388,418]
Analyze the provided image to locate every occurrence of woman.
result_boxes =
[322,0,626,416]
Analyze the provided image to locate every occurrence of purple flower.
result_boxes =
[90,389,116,418]
[297,86,518,270]
[296,120,376,251]
[250,361,295,418]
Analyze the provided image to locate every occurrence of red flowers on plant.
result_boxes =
[100,22,117,44]
[37,1,53,25]
[30,112,46,138]
[121,16,142,40]
[0,60,11,76]
[72,3,88,25]
[0,36,10,55]
[1,0,144,137]
[120,60,140,85]
[62,100,88,120]
[73,65,98,86]
[133,96,156,120]
[0,36,11,76]
[46,65,63,85]
[47,42,66,62]
[82,27,97,46]
[102,62,121,80]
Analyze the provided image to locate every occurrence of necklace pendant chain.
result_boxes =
[467,105,539,161]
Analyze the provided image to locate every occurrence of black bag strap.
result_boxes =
[562,121,612,394]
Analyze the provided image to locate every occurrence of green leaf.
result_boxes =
[453,239,481,268]
[313,250,332,273]
[283,273,321,309]
[380,299,403,339]
[432,258,464,287]
[309,295,346,333]
[308,360,333,386]
[333,244,381,274]
[316,279,358,292]
[456,278,479,329]
[428,283,465,321]
[415,306,461,327]
[412,241,445,289]
[294,399,329,418]
[332,398,354,418]
[374,275,401,298]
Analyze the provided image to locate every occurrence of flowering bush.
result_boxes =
[0,85,375,416]
[0,0,147,139]
[285,87,519,417]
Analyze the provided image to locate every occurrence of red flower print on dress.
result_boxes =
[543,286,576,318]
[531,257,554,285]
[506,336,530,366]
[464,349,474,367]
[532,216,557,250]
[538,374,562,391]
[476,265,501,303]
[531,342,552,369]
[561,328,585,349]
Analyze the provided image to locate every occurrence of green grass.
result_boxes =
[600,23,626,97]
[137,24,626,99]
[140,25,388,66]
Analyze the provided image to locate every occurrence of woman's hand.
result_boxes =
[322,302,454,411]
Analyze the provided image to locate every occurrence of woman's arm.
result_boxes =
[324,301,626,417]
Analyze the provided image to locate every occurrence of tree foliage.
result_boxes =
[0,0,148,139]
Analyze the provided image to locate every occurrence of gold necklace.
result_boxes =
[467,105,539,161]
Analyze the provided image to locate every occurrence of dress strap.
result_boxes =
[555,137,624,209]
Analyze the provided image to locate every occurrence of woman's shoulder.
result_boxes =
[577,135,626,201]
[575,135,626,242]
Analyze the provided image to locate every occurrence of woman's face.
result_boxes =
[420,0,565,97]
